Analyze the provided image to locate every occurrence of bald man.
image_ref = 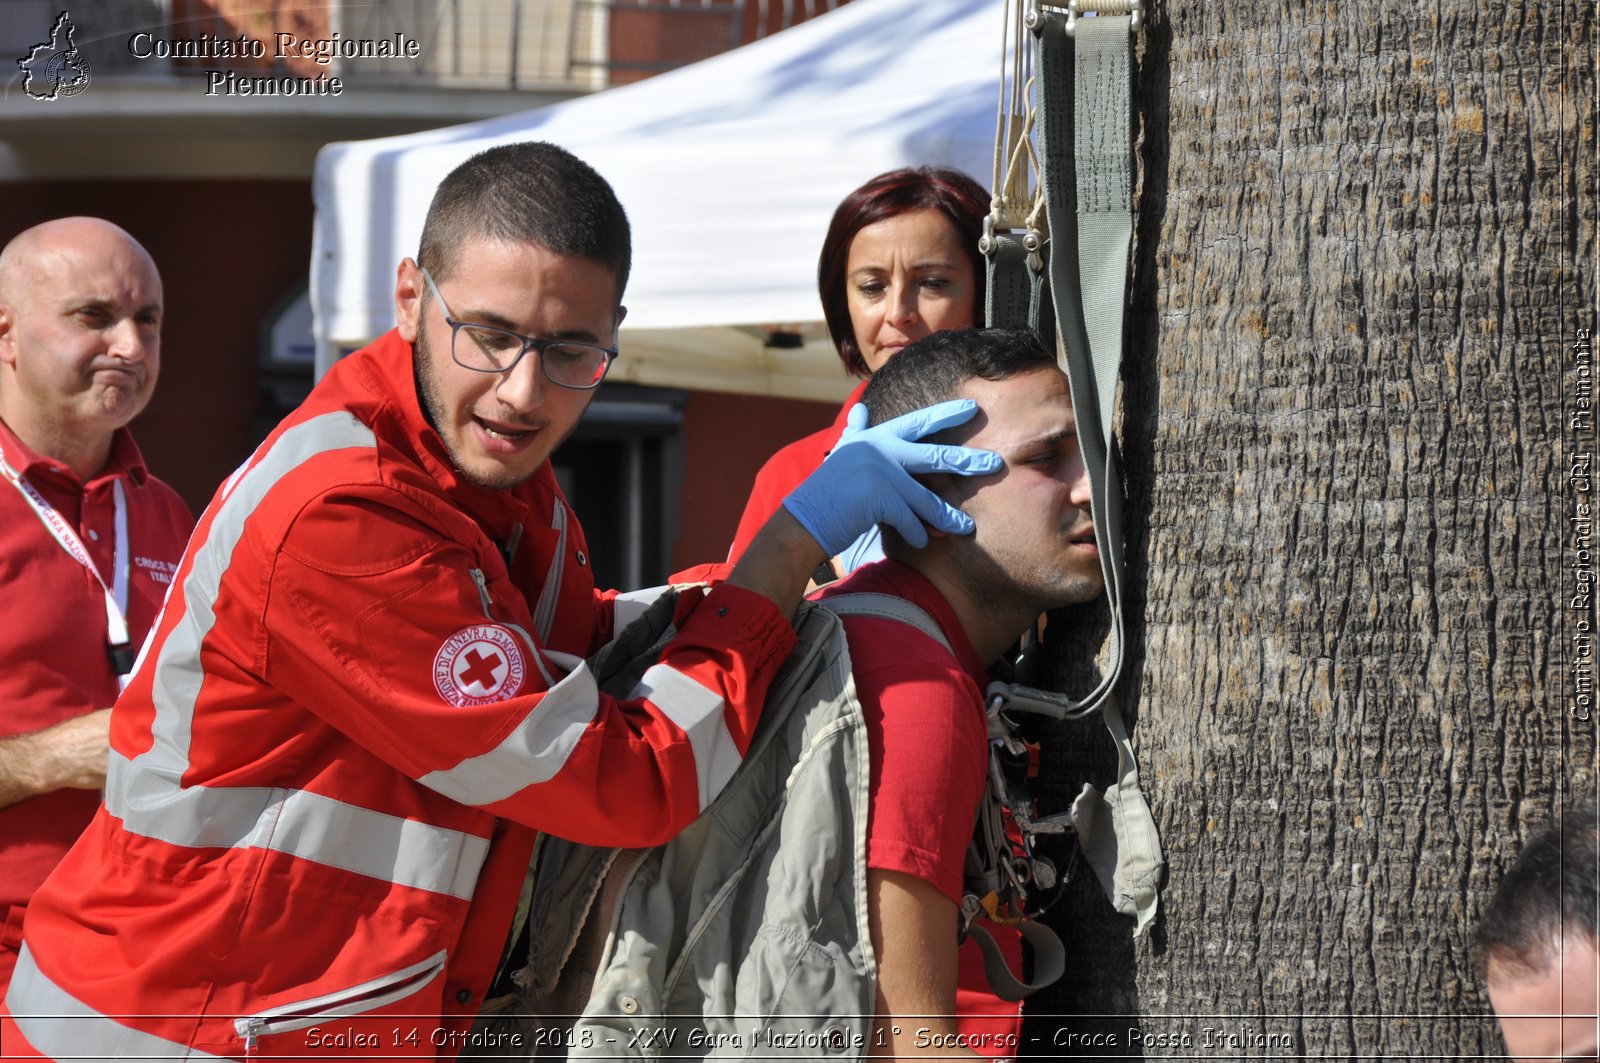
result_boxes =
[0,218,193,995]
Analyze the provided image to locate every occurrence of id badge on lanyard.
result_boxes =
[0,444,134,690]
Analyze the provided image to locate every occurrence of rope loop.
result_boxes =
[987,0,1048,251]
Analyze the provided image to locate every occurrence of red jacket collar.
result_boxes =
[831,379,871,434]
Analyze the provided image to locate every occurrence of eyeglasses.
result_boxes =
[420,267,618,390]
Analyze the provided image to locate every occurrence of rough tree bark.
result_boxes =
[1022,0,1596,1057]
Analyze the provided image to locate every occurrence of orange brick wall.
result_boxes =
[671,389,838,570]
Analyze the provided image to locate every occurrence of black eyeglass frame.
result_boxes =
[419,266,619,391]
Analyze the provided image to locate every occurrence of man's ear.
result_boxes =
[917,472,965,543]
[0,304,16,369]
[395,259,424,343]
[923,497,969,543]
[614,305,627,336]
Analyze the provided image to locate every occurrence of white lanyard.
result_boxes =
[0,442,133,688]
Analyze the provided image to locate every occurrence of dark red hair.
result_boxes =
[817,166,990,377]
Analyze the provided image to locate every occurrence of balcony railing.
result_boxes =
[6,0,608,91]
[3,0,843,93]
[332,0,611,89]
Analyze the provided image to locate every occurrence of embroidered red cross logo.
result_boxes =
[458,647,503,690]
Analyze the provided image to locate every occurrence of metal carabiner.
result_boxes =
[1023,228,1045,273]
[979,213,999,257]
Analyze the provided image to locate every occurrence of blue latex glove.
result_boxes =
[783,400,1001,558]
[836,525,885,575]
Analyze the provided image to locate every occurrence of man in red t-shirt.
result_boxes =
[814,326,1104,1060]
[0,218,194,996]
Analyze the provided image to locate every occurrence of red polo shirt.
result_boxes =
[0,418,193,983]
[816,561,1026,1061]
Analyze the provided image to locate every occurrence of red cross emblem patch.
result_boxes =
[432,624,527,707]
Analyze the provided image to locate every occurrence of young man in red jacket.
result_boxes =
[2,143,999,1059]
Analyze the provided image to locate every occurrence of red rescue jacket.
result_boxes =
[4,331,794,1060]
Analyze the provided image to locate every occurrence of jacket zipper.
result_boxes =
[532,499,567,645]
[234,950,448,1050]
[472,566,553,686]
[470,567,494,615]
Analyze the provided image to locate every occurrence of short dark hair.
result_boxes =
[861,328,1056,559]
[817,167,989,378]
[862,327,1054,429]
[1475,797,1599,980]
[417,141,631,301]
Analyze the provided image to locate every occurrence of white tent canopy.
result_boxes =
[311,0,1003,400]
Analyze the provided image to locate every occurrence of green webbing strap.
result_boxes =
[1033,10,1126,715]
[965,916,1068,1002]
[981,5,1164,937]
[985,234,1036,332]
[1066,15,1135,457]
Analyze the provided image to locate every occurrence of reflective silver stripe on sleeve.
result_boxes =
[417,649,600,805]
[508,618,557,687]
[628,663,742,810]
[611,585,672,634]
[103,413,489,900]
[7,942,233,1061]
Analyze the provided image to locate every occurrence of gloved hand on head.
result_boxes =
[783,400,1002,559]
